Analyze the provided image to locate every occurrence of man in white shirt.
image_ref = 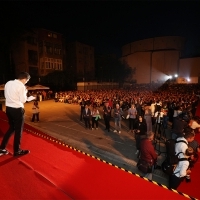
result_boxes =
[169,147,194,189]
[175,131,195,155]
[0,72,34,157]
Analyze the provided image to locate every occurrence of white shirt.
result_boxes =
[4,79,27,108]
[173,159,189,178]
[150,103,155,115]
[190,120,200,129]
[91,109,99,117]
[175,137,188,155]
[154,111,164,123]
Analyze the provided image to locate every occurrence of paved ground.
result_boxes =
[1,100,170,186]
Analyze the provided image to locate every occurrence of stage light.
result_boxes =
[168,75,172,79]
[174,74,178,78]
[187,78,190,82]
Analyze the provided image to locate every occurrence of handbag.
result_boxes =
[137,159,153,174]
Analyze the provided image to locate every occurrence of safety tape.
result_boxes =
[23,126,197,200]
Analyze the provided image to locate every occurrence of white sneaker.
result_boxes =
[0,149,9,156]
[113,130,117,132]
[135,150,139,154]
[118,131,121,134]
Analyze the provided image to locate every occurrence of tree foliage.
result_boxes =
[95,55,132,84]
[42,70,75,91]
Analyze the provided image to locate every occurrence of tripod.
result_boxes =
[154,113,167,156]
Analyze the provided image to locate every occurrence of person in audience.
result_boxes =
[127,104,137,133]
[79,98,85,121]
[103,101,111,132]
[175,130,195,155]
[139,131,158,180]
[171,113,189,139]
[188,116,200,133]
[113,104,123,134]
[144,106,152,132]
[135,115,147,154]
[169,147,194,189]
[91,105,100,130]
[82,104,91,129]
[0,72,33,157]
[31,100,40,122]
[154,107,164,135]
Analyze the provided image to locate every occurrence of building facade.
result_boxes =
[121,36,185,84]
[37,29,64,77]
[11,28,65,84]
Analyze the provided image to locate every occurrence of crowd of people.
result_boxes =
[53,83,200,188]
[1,71,200,190]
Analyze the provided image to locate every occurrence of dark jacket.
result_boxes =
[83,108,91,118]
[140,138,158,164]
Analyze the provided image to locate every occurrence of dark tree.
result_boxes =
[95,54,132,85]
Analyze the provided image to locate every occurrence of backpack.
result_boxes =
[161,139,188,175]
[162,156,188,175]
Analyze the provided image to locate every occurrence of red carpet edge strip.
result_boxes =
[23,125,197,200]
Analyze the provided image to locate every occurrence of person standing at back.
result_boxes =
[31,100,40,122]
[127,104,137,133]
[0,72,35,157]
[113,104,123,134]
[83,104,91,129]
[103,102,111,132]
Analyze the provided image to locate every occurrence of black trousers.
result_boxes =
[0,107,25,152]
[32,113,39,122]
[80,108,84,120]
[92,117,98,128]
[169,174,184,189]
[129,118,136,130]
[84,117,91,128]
[104,115,110,130]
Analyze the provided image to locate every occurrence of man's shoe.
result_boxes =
[0,149,9,156]
[113,130,117,133]
[14,149,30,157]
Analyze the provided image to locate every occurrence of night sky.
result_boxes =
[1,1,200,57]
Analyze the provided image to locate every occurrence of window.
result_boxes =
[48,33,52,37]
[54,44,62,55]
[53,33,57,38]
[46,62,50,69]
[45,42,53,54]
[27,36,37,45]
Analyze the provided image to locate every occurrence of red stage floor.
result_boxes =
[0,111,198,199]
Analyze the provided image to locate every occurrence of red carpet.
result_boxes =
[0,111,197,200]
